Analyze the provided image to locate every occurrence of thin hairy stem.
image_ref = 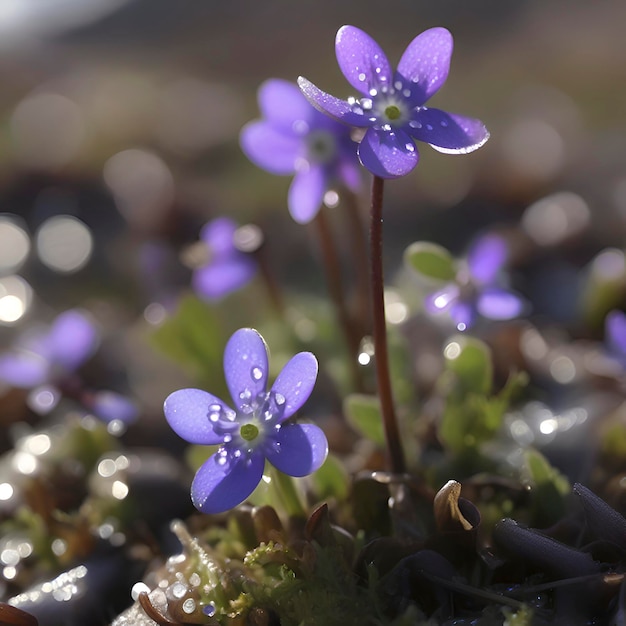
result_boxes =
[369,176,406,474]
[313,206,363,390]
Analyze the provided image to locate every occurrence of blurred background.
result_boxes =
[0,0,625,403]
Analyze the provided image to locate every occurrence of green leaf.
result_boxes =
[444,335,493,395]
[523,448,570,526]
[404,241,456,282]
[343,394,385,447]
[311,454,350,501]
[150,293,225,384]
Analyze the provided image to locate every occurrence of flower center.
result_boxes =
[240,423,259,442]
[384,105,401,121]
[306,130,337,164]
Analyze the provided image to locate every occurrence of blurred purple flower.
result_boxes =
[425,234,524,330]
[240,78,361,224]
[298,25,489,179]
[605,310,626,368]
[164,328,327,514]
[88,390,139,425]
[191,218,257,300]
[0,309,98,389]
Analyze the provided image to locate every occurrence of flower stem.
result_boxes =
[269,466,307,518]
[313,207,364,391]
[369,175,406,475]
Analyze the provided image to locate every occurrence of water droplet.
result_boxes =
[189,572,201,587]
[440,120,448,127]
[223,434,232,443]
[402,88,411,98]
[358,72,366,82]
[251,367,263,381]
[275,393,285,406]
[409,120,422,129]
[203,602,216,617]
[360,98,372,110]
[369,88,378,97]
[426,124,433,131]
[375,67,382,74]
[208,403,221,412]
[347,96,357,105]
[171,582,187,599]
[405,143,415,152]
[381,124,391,132]
[217,455,227,466]
[183,598,196,614]
[394,80,403,90]
[233,449,241,458]
[209,412,220,423]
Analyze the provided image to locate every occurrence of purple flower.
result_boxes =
[191,218,257,300]
[0,309,98,389]
[298,25,489,179]
[424,234,523,330]
[164,328,328,514]
[605,310,626,367]
[240,79,361,224]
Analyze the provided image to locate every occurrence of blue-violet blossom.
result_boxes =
[0,309,98,389]
[424,234,524,330]
[298,25,489,179]
[605,310,626,368]
[191,217,257,301]
[240,79,361,224]
[163,328,328,514]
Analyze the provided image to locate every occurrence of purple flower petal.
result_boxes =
[199,217,238,256]
[164,388,231,445]
[258,78,314,129]
[288,166,326,224]
[468,234,507,285]
[240,121,301,175]
[265,423,328,476]
[297,77,369,127]
[46,310,98,371]
[607,310,626,356]
[335,25,392,94]
[424,284,460,314]
[90,391,139,424]
[450,300,475,329]
[191,451,265,514]
[477,288,524,320]
[0,353,49,388]
[358,128,419,179]
[193,257,257,300]
[396,27,453,104]
[224,328,269,412]
[337,154,362,192]
[409,108,489,154]
[270,351,318,421]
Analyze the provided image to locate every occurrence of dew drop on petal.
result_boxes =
[204,603,216,617]
[358,72,366,82]
[394,80,402,90]
[409,120,422,129]
[369,88,378,97]
[403,88,411,98]
[360,98,372,110]
[239,389,251,401]
[251,366,263,381]
[223,434,232,443]
[275,393,285,406]
[171,582,187,599]
[426,124,433,131]
[440,120,448,127]
[375,67,382,74]
[183,598,196,614]
[405,143,415,152]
